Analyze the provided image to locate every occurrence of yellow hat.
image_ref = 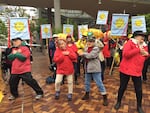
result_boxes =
[82,31,88,37]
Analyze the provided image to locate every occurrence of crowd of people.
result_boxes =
[1,30,150,113]
[47,30,150,113]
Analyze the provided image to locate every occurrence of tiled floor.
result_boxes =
[0,51,150,113]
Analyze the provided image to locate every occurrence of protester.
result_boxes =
[117,37,129,61]
[48,34,57,64]
[66,34,78,85]
[2,47,13,74]
[78,36,108,106]
[76,32,87,76]
[54,38,77,101]
[142,33,150,83]
[102,37,116,68]
[95,39,105,81]
[114,31,148,113]
[8,37,43,100]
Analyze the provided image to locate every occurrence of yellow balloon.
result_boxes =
[88,28,104,39]
[104,31,122,39]
[114,52,119,58]
[114,52,120,65]
[0,91,4,103]
[111,36,121,39]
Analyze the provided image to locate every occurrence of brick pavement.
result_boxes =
[0,51,150,113]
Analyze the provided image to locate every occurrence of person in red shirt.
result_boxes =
[53,38,77,101]
[66,34,78,84]
[8,37,43,100]
[114,31,148,113]
[142,33,150,82]
[102,38,116,68]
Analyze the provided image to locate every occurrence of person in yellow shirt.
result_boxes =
[76,32,87,76]
[76,33,87,50]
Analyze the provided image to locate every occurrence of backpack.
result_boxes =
[24,45,33,62]
[1,48,12,70]
[46,76,55,84]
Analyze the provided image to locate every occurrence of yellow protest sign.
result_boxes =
[63,24,74,36]
[96,10,109,25]
[41,24,52,39]
[131,16,146,33]
[10,18,30,40]
[78,25,88,39]
[111,14,129,36]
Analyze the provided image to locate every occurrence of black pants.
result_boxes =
[77,56,85,75]
[106,57,113,68]
[117,72,142,107]
[9,72,43,97]
[100,61,105,81]
[73,62,78,82]
[142,58,150,81]
[77,56,81,75]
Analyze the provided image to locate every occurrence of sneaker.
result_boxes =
[67,94,72,101]
[55,91,60,100]
[8,95,16,100]
[35,94,43,100]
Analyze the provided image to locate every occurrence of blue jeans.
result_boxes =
[85,72,106,95]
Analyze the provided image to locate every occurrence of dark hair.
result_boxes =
[132,30,146,38]
[12,37,22,41]
[145,33,150,41]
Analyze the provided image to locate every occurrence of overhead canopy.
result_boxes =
[0,0,150,18]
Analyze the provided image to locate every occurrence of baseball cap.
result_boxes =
[87,36,95,42]
[132,31,146,38]
[52,34,58,38]
[12,37,23,41]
